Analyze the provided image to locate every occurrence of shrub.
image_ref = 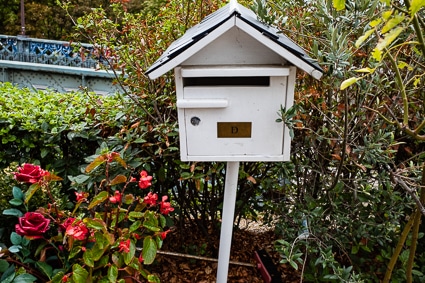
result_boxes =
[0,82,126,179]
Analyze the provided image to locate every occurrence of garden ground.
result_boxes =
[151,219,301,282]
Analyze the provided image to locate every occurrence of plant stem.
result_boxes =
[405,163,425,282]
[6,257,47,281]
[383,212,415,282]
[329,89,348,190]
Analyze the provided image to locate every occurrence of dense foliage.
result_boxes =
[0,0,164,39]
[0,82,127,178]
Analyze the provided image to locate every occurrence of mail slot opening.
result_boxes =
[183,76,270,86]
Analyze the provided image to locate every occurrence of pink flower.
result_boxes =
[13,164,49,184]
[143,192,158,206]
[109,190,122,204]
[59,217,76,233]
[159,196,174,215]
[138,170,153,189]
[66,220,89,241]
[75,191,87,202]
[15,212,50,239]
[118,239,131,253]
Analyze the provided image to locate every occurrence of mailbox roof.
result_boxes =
[146,0,323,80]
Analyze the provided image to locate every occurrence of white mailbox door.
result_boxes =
[176,66,295,162]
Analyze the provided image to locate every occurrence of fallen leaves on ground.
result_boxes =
[150,220,301,282]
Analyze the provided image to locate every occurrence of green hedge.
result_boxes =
[0,82,124,178]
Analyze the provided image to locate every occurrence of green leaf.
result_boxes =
[143,211,160,232]
[159,214,167,228]
[12,273,38,283]
[381,14,405,34]
[72,264,89,282]
[36,261,53,278]
[369,19,381,27]
[25,183,41,204]
[10,232,22,245]
[9,198,23,206]
[69,174,90,184]
[88,191,109,209]
[376,26,404,51]
[355,29,374,48]
[88,232,112,262]
[123,240,136,265]
[83,249,95,267]
[410,0,425,17]
[382,10,393,20]
[355,67,376,74]
[84,218,107,231]
[289,260,298,270]
[147,274,161,283]
[50,271,65,283]
[398,61,413,70]
[1,264,15,283]
[333,0,345,10]
[371,48,382,61]
[351,244,359,254]
[12,187,24,200]
[340,77,359,90]
[142,236,157,265]
[2,208,23,217]
[129,220,142,232]
[107,265,118,283]
[9,245,22,253]
[129,211,144,219]
[41,148,49,158]
[68,246,82,260]
[0,259,10,273]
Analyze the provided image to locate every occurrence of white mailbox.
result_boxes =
[146,0,322,162]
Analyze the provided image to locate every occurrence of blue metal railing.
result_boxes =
[0,35,103,69]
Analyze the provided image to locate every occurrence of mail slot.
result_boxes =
[174,65,296,161]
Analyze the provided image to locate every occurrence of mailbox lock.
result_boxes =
[190,116,201,126]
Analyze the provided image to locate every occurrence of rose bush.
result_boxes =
[0,151,173,282]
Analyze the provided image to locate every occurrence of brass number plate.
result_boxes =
[217,122,252,138]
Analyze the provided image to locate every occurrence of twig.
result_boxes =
[393,175,425,217]
[136,248,256,267]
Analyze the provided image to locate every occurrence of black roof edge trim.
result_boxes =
[236,15,323,73]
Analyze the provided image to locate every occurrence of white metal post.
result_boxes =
[216,161,240,282]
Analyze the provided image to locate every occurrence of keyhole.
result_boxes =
[191,116,201,126]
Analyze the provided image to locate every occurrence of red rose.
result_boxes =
[14,164,49,184]
[138,170,153,189]
[15,212,50,239]
[66,220,89,241]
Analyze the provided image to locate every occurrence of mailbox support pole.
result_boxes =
[217,161,240,283]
